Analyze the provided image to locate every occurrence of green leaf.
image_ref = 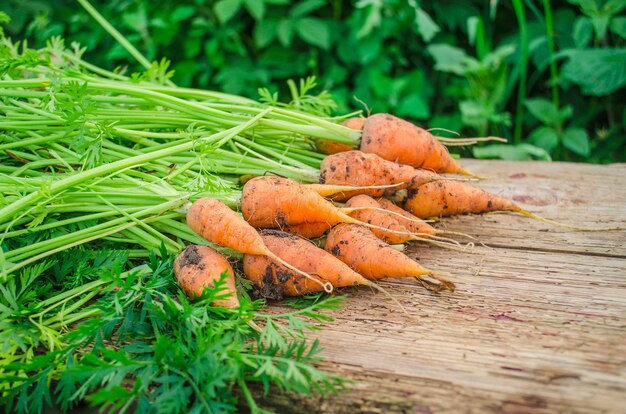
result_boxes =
[290,0,326,18]
[568,0,626,39]
[427,44,469,75]
[277,20,294,47]
[573,17,593,48]
[296,18,330,49]
[459,99,490,129]
[562,127,590,156]
[559,105,573,122]
[171,6,196,22]
[355,0,382,38]
[244,0,265,20]
[528,126,559,153]
[520,143,553,161]
[254,20,277,48]
[121,7,148,34]
[214,0,241,23]
[610,16,626,39]
[561,48,626,95]
[396,95,430,119]
[429,114,463,138]
[414,8,440,42]
[473,144,551,161]
[524,98,559,126]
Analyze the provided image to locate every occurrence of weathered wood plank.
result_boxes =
[260,249,626,413]
[255,160,626,413]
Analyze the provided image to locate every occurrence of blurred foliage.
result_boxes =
[3,0,625,163]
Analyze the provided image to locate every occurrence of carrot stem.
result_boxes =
[514,208,626,231]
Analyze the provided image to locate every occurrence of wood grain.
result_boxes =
[257,160,626,413]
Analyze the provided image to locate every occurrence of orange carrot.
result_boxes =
[319,150,441,200]
[343,117,365,130]
[173,245,239,308]
[315,140,354,155]
[344,195,471,251]
[282,222,332,239]
[187,197,334,292]
[241,176,423,239]
[402,180,624,231]
[242,230,392,298]
[315,117,363,155]
[325,224,455,292]
[345,195,434,244]
[403,181,519,218]
[375,197,437,236]
[359,113,472,176]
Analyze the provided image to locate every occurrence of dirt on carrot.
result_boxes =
[325,224,455,292]
[319,150,441,200]
[403,181,518,218]
[174,244,239,308]
[359,113,473,176]
[243,229,381,296]
[241,176,426,240]
[187,197,334,292]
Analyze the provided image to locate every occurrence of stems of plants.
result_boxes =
[542,0,560,110]
[512,0,529,145]
[75,0,173,84]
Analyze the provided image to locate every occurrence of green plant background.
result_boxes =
[5,0,625,162]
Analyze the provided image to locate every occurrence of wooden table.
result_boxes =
[260,160,626,413]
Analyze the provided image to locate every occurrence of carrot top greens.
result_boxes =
[0,246,345,413]
[0,15,349,413]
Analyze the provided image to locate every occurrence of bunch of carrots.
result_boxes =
[175,113,612,309]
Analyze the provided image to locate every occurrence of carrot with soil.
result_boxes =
[359,113,474,176]
[375,197,479,242]
[186,197,334,292]
[173,244,239,308]
[325,224,455,293]
[243,230,405,311]
[318,150,444,201]
[403,180,625,231]
[241,176,435,239]
[344,195,475,252]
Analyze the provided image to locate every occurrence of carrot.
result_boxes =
[404,181,517,218]
[173,245,239,308]
[186,197,334,292]
[375,197,437,236]
[325,224,455,292]
[243,230,404,310]
[243,230,376,296]
[344,194,470,251]
[345,195,434,243]
[282,222,332,239]
[402,180,625,231]
[241,176,428,239]
[319,150,442,200]
[314,117,363,155]
[315,140,354,155]
[375,197,478,243]
[359,113,473,176]
[343,117,365,130]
